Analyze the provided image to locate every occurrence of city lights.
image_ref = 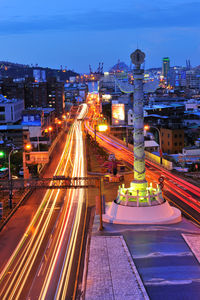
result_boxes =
[0,151,5,158]
[25,143,32,151]
[98,124,108,132]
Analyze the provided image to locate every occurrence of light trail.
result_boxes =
[0,126,75,299]
[38,104,88,299]
[0,104,88,299]
[85,122,200,210]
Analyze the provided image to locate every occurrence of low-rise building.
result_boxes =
[0,124,29,148]
[160,128,184,154]
[183,146,200,156]
[0,94,24,124]
[21,107,55,138]
[144,140,159,152]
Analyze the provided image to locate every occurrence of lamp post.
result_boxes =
[48,126,53,144]
[8,148,18,209]
[23,143,32,181]
[144,125,162,165]
[126,126,129,148]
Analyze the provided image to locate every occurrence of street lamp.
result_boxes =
[144,125,163,165]
[94,123,108,141]
[25,143,32,151]
[98,124,108,132]
[23,143,32,181]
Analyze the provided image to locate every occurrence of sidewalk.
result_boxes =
[85,235,149,300]
[84,135,200,300]
[83,213,200,300]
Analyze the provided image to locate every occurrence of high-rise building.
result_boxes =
[0,77,25,100]
[47,78,65,116]
[162,57,170,79]
[24,78,47,108]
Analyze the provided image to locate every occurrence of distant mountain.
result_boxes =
[0,61,78,80]
[109,61,130,73]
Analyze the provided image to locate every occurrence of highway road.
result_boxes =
[0,104,88,299]
[86,122,200,225]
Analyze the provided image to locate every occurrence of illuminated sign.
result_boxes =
[112,102,125,125]
[102,94,112,102]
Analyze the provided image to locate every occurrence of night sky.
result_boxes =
[0,0,200,72]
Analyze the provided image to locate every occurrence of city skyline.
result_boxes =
[0,0,200,72]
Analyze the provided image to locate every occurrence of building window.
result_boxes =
[168,134,170,138]
[179,142,182,146]
[168,142,170,146]
[0,107,5,112]
[162,133,164,136]
[11,106,13,121]
[174,142,177,146]
[179,134,182,137]
[174,134,177,138]
[0,114,5,121]
[25,154,30,161]
[162,141,164,144]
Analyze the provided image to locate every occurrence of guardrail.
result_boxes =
[116,190,165,207]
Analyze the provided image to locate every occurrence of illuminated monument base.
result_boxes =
[103,183,182,225]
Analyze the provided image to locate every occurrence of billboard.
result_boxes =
[112,101,125,125]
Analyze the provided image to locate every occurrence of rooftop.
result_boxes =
[145,140,159,147]
[0,94,22,104]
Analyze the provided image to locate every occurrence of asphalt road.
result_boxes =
[0,104,89,299]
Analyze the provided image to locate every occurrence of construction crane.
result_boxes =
[100,62,104,74]
[89,64,92,74]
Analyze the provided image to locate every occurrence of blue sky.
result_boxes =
[0,0,200,73]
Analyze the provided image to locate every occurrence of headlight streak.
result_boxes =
[0,103,88,299]
[0,122,75,299]
[55,122,85,300]
[39,106,87,299]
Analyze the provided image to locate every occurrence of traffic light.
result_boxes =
[0,151,5,158]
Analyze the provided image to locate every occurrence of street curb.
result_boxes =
[80,206,95,300]
[0,189,34,232]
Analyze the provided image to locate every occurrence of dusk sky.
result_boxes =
[0,0,200,73]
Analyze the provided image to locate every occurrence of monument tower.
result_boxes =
[103,49,181,224]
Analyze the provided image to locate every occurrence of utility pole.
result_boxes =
[126,126,129,148]
[98,177,103,231]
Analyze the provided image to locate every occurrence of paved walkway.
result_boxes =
[182,234,200,263]
[85,236,149,300]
